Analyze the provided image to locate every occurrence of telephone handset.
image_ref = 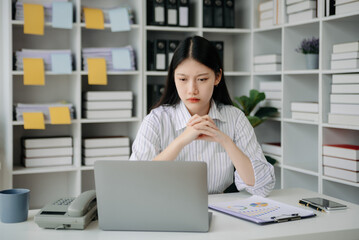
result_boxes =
[34,190,97,230]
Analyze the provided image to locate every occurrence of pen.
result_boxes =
[299,200,325,212]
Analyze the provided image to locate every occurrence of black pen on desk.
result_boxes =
[299,200,325,212]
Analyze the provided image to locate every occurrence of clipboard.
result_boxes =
[209,196,316,224]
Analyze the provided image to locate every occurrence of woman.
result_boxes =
[130,36,275,197]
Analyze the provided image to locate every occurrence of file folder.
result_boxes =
[178,0,189,26]
[154,40,167,71]
[167,40,180,67]
[166,0,178,26]
[203,0,213,27]
[213,0,224,28]
[223,0,234,28]
[147,40,155,71]
[147,0,166,26]
[211,41,224,66]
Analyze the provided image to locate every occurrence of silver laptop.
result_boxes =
[94,161,211,232]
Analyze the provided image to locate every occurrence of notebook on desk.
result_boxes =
[94,161,211,232]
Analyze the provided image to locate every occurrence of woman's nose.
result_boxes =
[188,81,199,94]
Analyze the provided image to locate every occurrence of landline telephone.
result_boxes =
[34,190,97,230]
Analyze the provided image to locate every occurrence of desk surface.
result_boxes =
[1,188,359,240]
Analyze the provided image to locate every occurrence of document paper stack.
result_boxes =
[286,0,317,23]
[15,102,75,121]
[15,0,69,22]
[82,136,130,165]
[259,80,282,117]
[83,91,133,119]
[254,54,282,72]
[290,101,319,122]
[82,47,136,71]
[22,137,73,168]
[15,49,73,72]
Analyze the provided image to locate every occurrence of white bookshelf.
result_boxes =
[1,0,359,208]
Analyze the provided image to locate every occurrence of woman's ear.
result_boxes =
[214,69,222,86]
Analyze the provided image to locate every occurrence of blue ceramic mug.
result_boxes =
[0,188,30,223]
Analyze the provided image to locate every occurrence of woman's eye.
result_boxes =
[178,78,186,81]
[198,78,208,81]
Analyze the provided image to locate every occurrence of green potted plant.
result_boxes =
[224,89,279,193]
[295,37,319,69]
[233,89,279,165]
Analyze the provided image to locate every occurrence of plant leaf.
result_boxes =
[235,96,251,115]
[247,116,262,128]
[254,107,278,118]
[248,89,265,114]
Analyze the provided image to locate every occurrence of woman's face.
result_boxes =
[174,58,221,116]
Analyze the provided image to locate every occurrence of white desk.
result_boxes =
[1,188,359,240]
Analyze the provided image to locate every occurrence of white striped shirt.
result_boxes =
[130,100,275,197]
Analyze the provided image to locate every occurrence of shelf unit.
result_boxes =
[1,0,358,208]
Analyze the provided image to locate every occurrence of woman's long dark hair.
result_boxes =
[153,36,233,109]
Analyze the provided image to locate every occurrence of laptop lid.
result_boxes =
[94,161,210,232]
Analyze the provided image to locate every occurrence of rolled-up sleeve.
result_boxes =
[233,111,275,197]
[130,113,161,161]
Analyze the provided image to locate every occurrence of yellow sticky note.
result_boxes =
[23,3,44,35]
[84,8,104,29]
[23,58,45,85]
[49,107,71,124]
[87,58,107,85]
[23,112,45,130]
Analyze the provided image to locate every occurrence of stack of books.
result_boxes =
[258,0,283,28]
[323,144,359,183]
[335,0,359,15]
[328,73,359,126]
[286,0,317,23]
[291,101,319,121]
[259,81,282,116]
[82,136,130,166]
[15,49,73,71]
[258,0,274,28]
[22,137,73,168]
[82,47,136,71]
[83,91,133,119]
[15,102,75,121]
[331,41,359,69]
[254,54,281,72]
[261,142,282,163]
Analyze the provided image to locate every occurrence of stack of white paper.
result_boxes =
[15,102,75,121]
[286,0,317,23]
[81,6,134,24]
[254,54,282,72]
[15,49,72,71]
[83,91,133,119]
[82,136,130,166]
[82,46,136,71]
[291,101,319,122]
[328,73,359,126]
[335,0,359,15]
[22,136,73,168]
[259,81,282,117]
[331,41,359,70]
[15,0,68,21]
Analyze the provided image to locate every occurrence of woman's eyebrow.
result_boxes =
[175,72,210,77]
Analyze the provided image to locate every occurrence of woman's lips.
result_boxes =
[187,98,200,103]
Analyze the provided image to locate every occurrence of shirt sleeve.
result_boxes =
[233,110,275,197]
[129,112,161,161]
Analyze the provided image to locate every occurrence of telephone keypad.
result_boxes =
[53,198,75,206]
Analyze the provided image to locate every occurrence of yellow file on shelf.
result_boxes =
[23,112,45,130]
[84,8,104,29]
[23,3,44,35]
[23,58,45,85]
[49,107,71,124]
[87,58,107,85]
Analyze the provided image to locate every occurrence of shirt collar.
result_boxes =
[174,100,226,131]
